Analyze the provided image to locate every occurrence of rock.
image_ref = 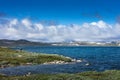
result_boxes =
[26,63,33,65]
[85,63,90,66]
[43,60,66,64]
[26,72,31,76]
[76,60,82,62]
[71,59,76,62]
[18,55,22,57]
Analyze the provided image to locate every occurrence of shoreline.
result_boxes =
[0,47,83,69]
[0,47,120,80]
[0,70,120,80]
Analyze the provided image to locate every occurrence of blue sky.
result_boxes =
[0,0,120,24]
[0,0,120,42]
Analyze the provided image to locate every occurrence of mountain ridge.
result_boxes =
[0,39,51,47]
[0,39,120,47]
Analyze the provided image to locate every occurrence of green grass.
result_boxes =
[0,47,120,80]
[0,47,71,68]
[0,70,120,80]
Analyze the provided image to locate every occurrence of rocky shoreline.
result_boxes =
[0,47,72,69]
[42,57,91,65]
[0,47,90,69]
[0,58,84,69]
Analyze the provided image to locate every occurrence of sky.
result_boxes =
[0,0,120,42]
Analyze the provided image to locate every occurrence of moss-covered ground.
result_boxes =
[0,47,71,68]
[0,47,120,80]
[0,70,120,80]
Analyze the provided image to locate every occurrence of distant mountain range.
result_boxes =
[0,39,120,47]
[0,39,51,47]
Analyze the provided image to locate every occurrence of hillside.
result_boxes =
[0,39,51,47]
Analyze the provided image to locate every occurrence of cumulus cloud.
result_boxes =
[0,18,120,42]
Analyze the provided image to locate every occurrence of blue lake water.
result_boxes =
[0,46,120,76]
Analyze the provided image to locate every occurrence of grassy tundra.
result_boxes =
[0,47,71,68]
[0,47,120,80]
[0,70,120,80]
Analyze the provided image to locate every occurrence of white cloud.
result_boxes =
[21,19,32,29]
[0,18,120,42]
[9,19,18,26]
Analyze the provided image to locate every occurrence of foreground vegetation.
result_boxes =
[0,70,119,80]
[0,47,71,68]
[0,47,120,80]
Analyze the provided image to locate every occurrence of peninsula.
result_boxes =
[0,47,72,68]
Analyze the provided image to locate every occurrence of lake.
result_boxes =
[0,46,120,76]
